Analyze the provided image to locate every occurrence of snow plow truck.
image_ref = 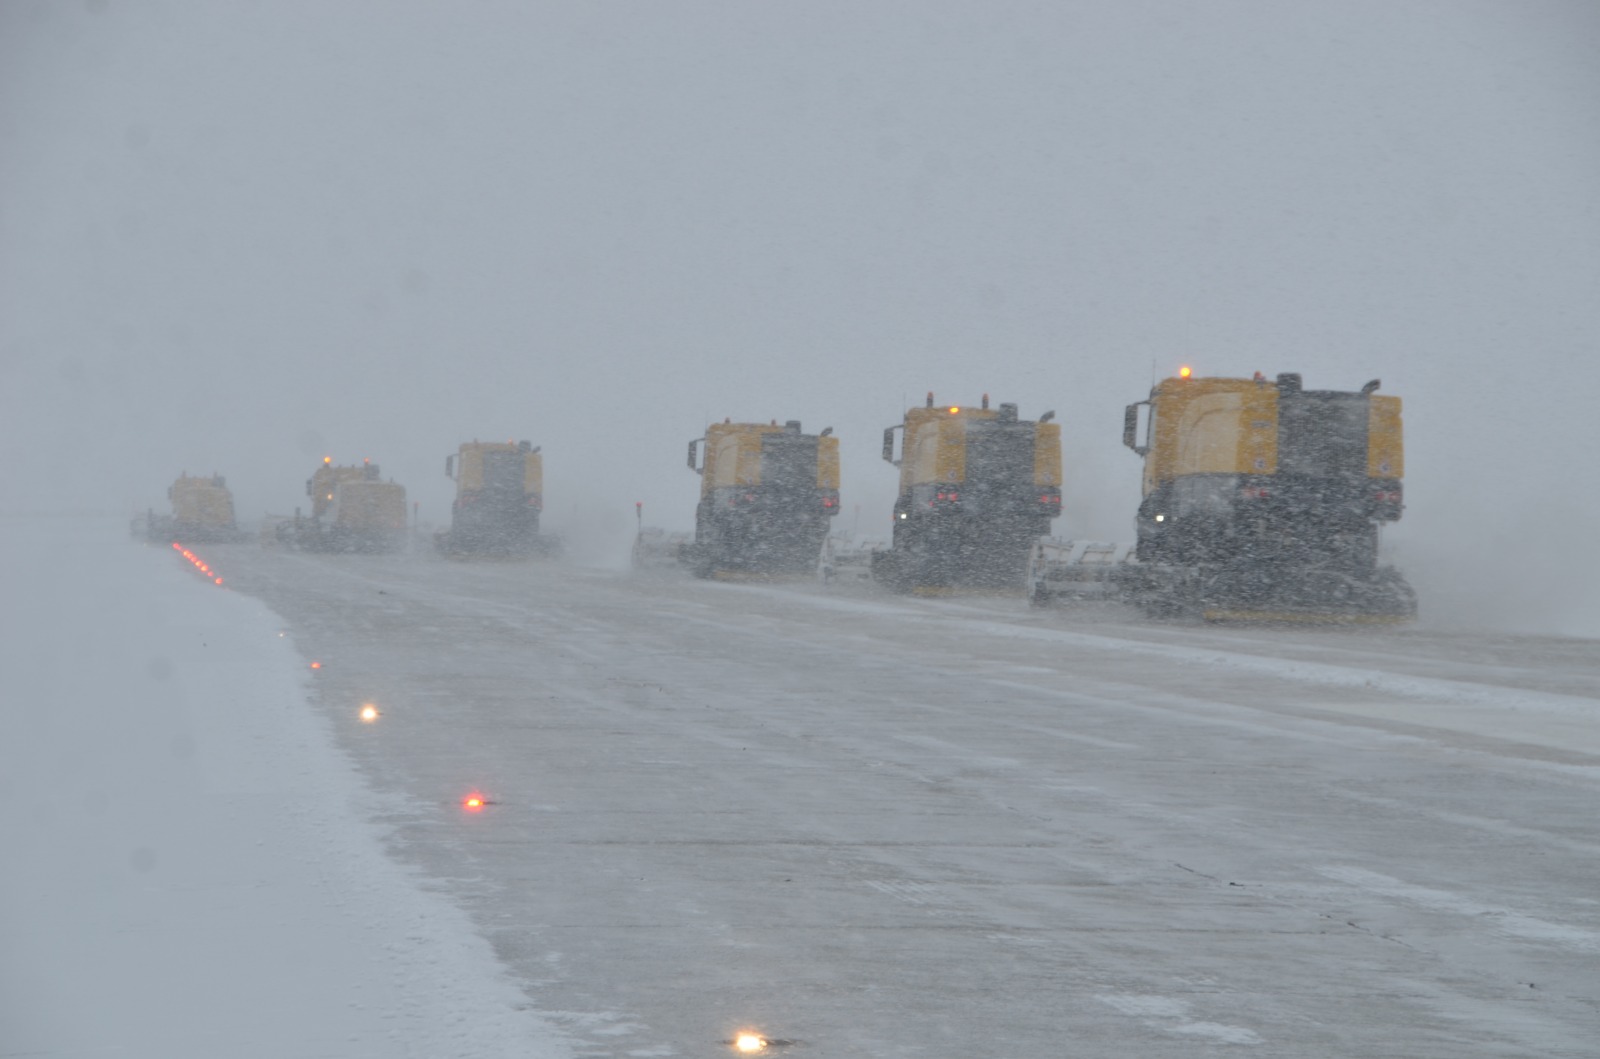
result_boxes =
[277,458,408,553]
[139,473,242,543]
[435,440,555,557]
[677,419,841,579]
[1029,370,1416,622]
[871,394,1062,595]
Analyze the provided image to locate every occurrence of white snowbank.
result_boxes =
[0,516,569,1058]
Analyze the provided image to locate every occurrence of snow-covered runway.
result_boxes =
[224,533,1598,1057]
[6,519,1596,1057]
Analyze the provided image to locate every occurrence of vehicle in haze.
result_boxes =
[872,393,1061,594]
[277,458,408,553]
[435,440,554,558]
[139,472,242,543]
[1029,370,1416,621]
[680,419,840,579]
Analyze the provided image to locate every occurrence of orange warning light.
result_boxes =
[948,406,960,415]
[323,456,332,464]
[1179,366,1193,379]
[734,1033,768,1053]
[463,793,486,811]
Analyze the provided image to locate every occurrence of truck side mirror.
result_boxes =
[687,438,703,475]
[445,455,455,479]
[882,425,902,466]
[1123,403,1150,457]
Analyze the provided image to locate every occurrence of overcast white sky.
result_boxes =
[2,1,1596,631]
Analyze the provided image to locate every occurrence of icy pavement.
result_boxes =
[206,534,1599,1058]
[0,516,570,1058]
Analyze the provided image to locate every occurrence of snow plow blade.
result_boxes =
[1194,564,1418,624]
[1117,562,1418,624]
[1027,537,1417,623]
[817,536,879,585]
[436,528,562,560]
[1026,538,1135,606]
[684,533,828,581]
[631,526,691,570]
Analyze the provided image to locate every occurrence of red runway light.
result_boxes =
[463,793,486,812]
[172,542,226,586]
[310,661,322,670]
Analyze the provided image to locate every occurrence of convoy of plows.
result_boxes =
[136,370,1416,623]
